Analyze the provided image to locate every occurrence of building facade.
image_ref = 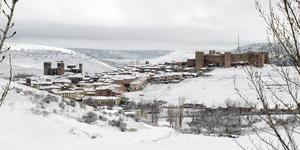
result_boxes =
[192,51,269,70]
[44,61,83,75]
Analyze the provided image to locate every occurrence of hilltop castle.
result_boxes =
[187,50,269,69]
[44,61,83,75]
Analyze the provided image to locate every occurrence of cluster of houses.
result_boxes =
[16,51,269,109]
[17,60,201,107]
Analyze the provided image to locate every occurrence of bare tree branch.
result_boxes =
[0,0,18,108]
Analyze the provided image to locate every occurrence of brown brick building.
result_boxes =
[190,50,269,70]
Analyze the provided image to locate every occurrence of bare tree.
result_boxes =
[0,0,18,108]
[176,97,185,128]
[235,0,300,149]
[150,100,160,126]
[167,105,177,128]
[191,101,197,123]
[224,98,242,108]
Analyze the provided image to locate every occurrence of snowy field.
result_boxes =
[125,65,297,107]
[1,79,299,150]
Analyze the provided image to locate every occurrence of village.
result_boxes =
[3,0,300,149]
[14,51,268,107]
[14,50,289,128]
[9,49,300,136]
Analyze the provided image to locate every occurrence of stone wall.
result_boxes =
[194,51,268,68]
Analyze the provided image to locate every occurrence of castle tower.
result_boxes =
[224,52,232,68]
[26,78,31,87]
[44,62,52,75]
[257,53,264,67]
[79,64,83,73]
[57,61,65,75]
[209,50,216,55]
[264,52,269,64]
[195,51,204,70]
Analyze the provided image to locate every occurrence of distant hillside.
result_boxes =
[144,50,196,64]
[0,44,114,77]
[233,43,285,53]
[73,48,172,67]
[233,43,290,66]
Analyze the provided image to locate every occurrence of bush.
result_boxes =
[113,112,120,116]
[98,115,108,121]
[119,122,127,132]
[82,112,98,124]
[33,94,43,101]
[274,116,298,125]
[24,90,34,96]
[13,73,34,78]
[80,103,86,109]
[59,102,65,109]
[285,116,298,124]
[31,109,49,116]
[14,88,23,93]
[70,100,76,107]
[127,128,137,132]
[188,109,242,135]
[108,118,127,132]
[134,116,140,122]
[108,120,118,126]
[42,94,59,104]
[125,112,135,118]
[66,100,76,107]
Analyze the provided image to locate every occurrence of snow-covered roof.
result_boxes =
[83,96,121,101]
[77,82,93,86]
[111,75,136,81]
[39,85,61,90]
[95,84,122,91]
[68,74,84,78]
[32,81,53,85]
[60,90,84,94]
[83,88,96,92]
[130,77,148,85]
[52,79,71,83]
[153,72,183,78]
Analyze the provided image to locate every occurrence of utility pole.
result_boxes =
[238,35,240,52]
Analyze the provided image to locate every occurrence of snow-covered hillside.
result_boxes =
[0,43,114,76]
[73,48,172,67]
[234,43,284,53]
[0,79,181,150]
[145,50,196,64]
[1,79,293,150]
[8,43,76,54]
[125,65,297,107]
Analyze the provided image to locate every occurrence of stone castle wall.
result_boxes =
[193,51,268,70]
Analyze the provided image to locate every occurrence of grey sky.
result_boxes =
[11,0,268,50]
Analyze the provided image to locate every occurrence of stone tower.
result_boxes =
[195,51,204,70]
[263,52,269,64]
[57,61,65,75]
[224,52,232,68]
[26,78,31,87]
[44,62,52,75]
[79,64,83,73]
[257,53,264,67]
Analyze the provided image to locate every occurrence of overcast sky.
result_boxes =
[11,0,268,50]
